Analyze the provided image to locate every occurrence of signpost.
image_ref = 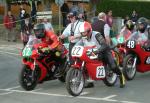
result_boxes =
[55,0,64,34]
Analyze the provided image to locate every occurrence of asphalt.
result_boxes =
[0,39,150,103]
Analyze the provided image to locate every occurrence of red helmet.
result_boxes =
[79,22,92,37]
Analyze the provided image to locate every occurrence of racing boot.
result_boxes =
[119,73,125,88]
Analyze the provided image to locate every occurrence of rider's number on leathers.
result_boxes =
[96,66,105,78]
[71,46,84,57]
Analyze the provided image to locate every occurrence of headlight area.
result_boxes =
[23,57,34,63]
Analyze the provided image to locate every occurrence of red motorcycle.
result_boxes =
[65,40,118,96]
[19,36,69,91]
[123,40,150,80]
[111,36,127,67]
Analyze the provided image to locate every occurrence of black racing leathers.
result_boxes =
[95,33,122,75]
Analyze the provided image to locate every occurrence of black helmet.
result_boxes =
[137,17,148,33]
[126,20,134,31]
[34,23,45,39]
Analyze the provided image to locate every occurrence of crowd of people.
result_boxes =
[2,2,150,89]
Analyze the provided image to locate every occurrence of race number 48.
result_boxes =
[127,40,135,49]
[96,66,105,78]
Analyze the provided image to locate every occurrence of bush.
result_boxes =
[96,0,150,19]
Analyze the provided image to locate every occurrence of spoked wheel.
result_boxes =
[103,65,117,86]
[123,54,136,80]
[66,68,84,96]
[19,65,40,91]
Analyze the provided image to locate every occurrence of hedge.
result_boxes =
[96,0,150,19]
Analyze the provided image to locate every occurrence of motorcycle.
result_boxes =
[65,39,118,96]
[19,36,69,91]
[111,36,127,67]
[123,40,150,80]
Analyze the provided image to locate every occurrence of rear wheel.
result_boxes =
[103,65,117,86]
[19,65,40,91]
[123,54,136,80]
[66,68,84,96]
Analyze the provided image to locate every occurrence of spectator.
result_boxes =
[92,12,111,45]
[3,11,16,42]
[61,1,69,27]
[21,14,33,47]
[78,12,85,22]
[124,15,130,25]
[84,11,87,21]
[42,17,54,32]
[106,10,113,28]
[70,2,79,13]
[131,10,138,23]
[65,13,71,27]
[78,2,84,14]
[59,11,83,65]
[19,5,26,34]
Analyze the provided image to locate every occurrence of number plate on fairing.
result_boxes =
[96,66,105,78]
[22,47,32,57]
[71,46,84,57]
[146,57,150,64]
[126,40,136,49]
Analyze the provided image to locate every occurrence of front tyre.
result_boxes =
[19,65,40,91]
[123,54,136,80]
[103,65,117,86]
[66,68,84,96]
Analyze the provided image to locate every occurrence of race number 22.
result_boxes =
[96,66,105,78]
[71,46,83,57]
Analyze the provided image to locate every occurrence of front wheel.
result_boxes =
[66,68,84,96]
[19,65,40,91]
[103,65,117,86]
[123,54,136,80]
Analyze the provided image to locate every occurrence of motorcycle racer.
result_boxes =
[118,20,135,41]
[128,17,149,43]
[78,21,126,88]
[33,23,67,76]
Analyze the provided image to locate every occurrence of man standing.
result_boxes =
[43,17,54,32]
[59,11,83,65]
[61,1,69,27]
[92,12,111,45]
[3,11,16,42]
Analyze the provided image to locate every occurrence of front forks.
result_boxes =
[31,60,37,81]
[132,57,137,68]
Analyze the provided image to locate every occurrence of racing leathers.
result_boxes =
[40,31,67,76]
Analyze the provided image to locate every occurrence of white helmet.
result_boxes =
[79,21,92,35]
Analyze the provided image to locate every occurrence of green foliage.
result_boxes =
[96,0,150,19]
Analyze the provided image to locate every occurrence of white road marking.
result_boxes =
[0,89,140,103]
[0,50,19,56]
[0,92,13,95]
[5,86,20,90]
[121,101,140,103]
[80,92,89,95]
[32,88,42,92]
[103,95,117,99]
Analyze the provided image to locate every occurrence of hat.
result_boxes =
[68,11,77,18]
